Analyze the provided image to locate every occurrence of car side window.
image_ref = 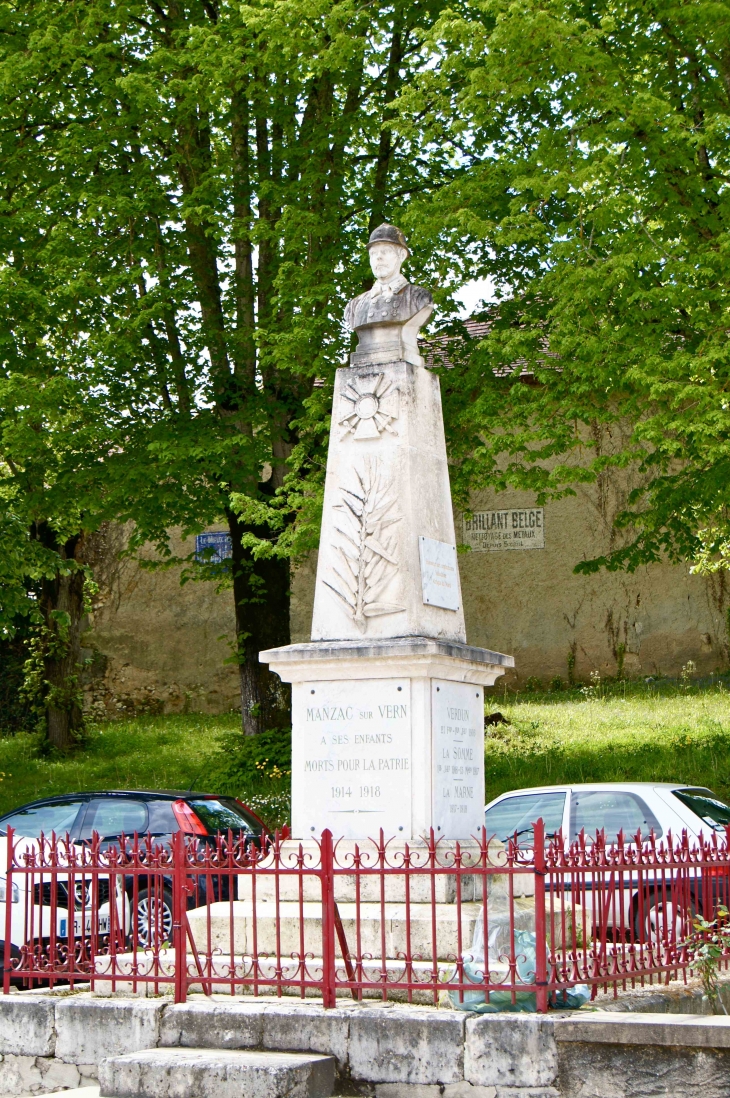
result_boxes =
[80,799,148,840]
[570,791,662,843]
[484,792,566,846]
[0,801,86,838]
[147,800,178,835]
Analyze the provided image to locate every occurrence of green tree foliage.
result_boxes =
[0,199,150,746]
[401,0,730,571]
[1,0,459,742]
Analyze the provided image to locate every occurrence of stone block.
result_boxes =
[188,900,482,963]
[553,1011,730,1048]
[465,1015,558,1089]
[348,1008,465,1084]
[91,951,175,996]
[159,1001,264,1049]
[0,995,56,1057]
[0,1054,44,1095]
[98,1048,335,1098]
[375,1085,441,1098]
[236,842,497,905]
[38,1057,83,1091]
[0,1052,83,1096]
[261,1004,352,1069]
[55,997,164,1065]
[557,1040,730,1098]
[494,1090,560,1098]
[443,1084,497,1098]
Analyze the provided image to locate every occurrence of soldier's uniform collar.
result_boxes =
[369,273,408,299]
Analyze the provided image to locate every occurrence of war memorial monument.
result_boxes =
[262,225,514,842]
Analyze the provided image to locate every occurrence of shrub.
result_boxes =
[206,726,292,831]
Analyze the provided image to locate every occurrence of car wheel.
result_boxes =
[634,892,693,945]
[134,887,174,949]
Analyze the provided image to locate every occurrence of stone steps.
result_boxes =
[98,1047,336,1098]
[187,899,485,960]
[235,840,508,904]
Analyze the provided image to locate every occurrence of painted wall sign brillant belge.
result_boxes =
[463,508,545,552]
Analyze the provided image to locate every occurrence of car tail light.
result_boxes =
[172,800,207,835]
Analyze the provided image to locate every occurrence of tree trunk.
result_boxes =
[36,531,86,751]
[226,507,292,736]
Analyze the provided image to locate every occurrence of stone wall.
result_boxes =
[457,484,728,686]
[83,471,729,717]
[291,479,729,686]
[3,993,730,1098]
[82,525,239,718]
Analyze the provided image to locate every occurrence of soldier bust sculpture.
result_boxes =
[345,223,434,368]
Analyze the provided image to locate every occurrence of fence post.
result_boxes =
[3,827,14,994]
[533,817,549,1013]
[320,829,337,1008]
[172,831,187,1004]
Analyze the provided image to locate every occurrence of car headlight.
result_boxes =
[0,876,19,904]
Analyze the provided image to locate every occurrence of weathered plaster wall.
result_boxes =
[291,481,728,685]
[458,484,728,685]
[83,525,239,718]
[85,470,729,718]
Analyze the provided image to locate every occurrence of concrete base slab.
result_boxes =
[98,1048,335,1098]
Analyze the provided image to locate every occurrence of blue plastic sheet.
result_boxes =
[447,930,591,1013]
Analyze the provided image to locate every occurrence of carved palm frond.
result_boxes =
[326,458,404,630]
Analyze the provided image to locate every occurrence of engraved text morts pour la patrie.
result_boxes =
[261,223,513,840]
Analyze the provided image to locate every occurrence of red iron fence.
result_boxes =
[3,821,730,1009]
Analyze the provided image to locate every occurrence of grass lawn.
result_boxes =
[484,679,730,804]
[0,715,240,818]
[2,681,730,827]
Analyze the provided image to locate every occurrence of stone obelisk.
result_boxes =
[261,224,513,841]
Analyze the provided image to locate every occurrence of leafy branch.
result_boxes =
[684,906,730,1014]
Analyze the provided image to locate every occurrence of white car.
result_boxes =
[484,783,730,938]
[484,782,730,847]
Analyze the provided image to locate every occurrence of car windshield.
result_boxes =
[673,788,730,832]
[484,791,566,846]
[189,798,259,835]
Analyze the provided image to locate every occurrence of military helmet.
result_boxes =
[367,223,410,257]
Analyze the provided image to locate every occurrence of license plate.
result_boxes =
[59,914,110,937]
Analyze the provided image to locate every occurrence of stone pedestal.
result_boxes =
[261,637,511,841]
[236,837,504,905]
[256,231,516,982]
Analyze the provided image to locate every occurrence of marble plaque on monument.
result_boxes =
[419,536,460,611]
[292,678,412,839]
[432,680,485,838]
